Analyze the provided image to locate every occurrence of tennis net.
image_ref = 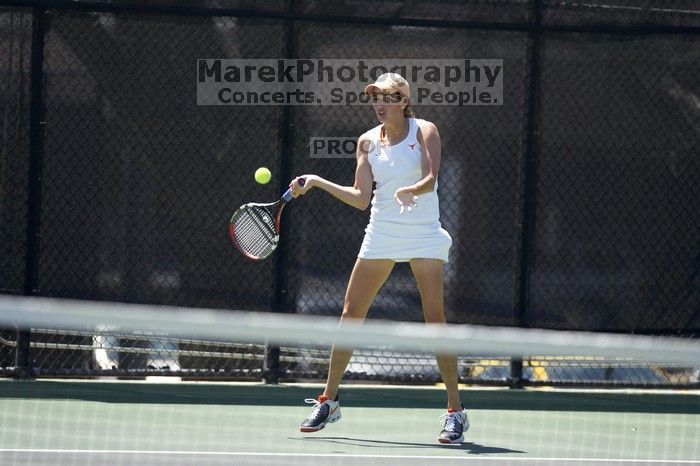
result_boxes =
[0,295,699,466]
[0,295,699,386]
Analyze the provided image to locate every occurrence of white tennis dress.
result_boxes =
[358,117,452,263]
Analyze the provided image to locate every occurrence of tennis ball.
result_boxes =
[255,167,271,185]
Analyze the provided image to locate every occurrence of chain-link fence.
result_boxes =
[1,0,698,386]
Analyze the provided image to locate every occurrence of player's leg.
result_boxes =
[324,258,394,399]
[410,258,460,408]
[410,258,469,443]
[300,258,394,432]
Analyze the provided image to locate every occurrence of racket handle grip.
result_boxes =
[282,177,305,202]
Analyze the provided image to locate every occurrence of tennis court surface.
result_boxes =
[1,381,698,466]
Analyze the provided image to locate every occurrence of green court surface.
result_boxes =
[0,380,698,465]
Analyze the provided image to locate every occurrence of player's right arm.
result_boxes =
[289,134,374,210]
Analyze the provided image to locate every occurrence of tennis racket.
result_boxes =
[228,178,305,261]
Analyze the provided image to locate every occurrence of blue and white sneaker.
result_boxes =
[300,395,341,433]
[438,405,469,444]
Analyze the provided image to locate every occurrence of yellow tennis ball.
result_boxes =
[255,167,271,184]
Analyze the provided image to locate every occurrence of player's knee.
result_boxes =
[341,302,366,321]
[423,310,447,324]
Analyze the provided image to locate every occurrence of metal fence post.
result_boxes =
[17,7,48,379]
[510,0,543,389]
[265,2,297,384]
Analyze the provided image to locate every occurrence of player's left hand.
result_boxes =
[394,187,418,214]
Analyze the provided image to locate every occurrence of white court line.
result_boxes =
[0,449,698,463]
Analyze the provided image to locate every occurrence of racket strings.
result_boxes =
[231,206,278,259]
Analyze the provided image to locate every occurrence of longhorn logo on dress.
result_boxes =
[408,143,418,150]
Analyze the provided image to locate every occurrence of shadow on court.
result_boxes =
[1,381,698,414]
[292,436,526,454]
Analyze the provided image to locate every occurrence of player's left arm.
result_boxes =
[395,121,441,202]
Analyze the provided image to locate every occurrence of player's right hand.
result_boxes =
[289,175,315,197]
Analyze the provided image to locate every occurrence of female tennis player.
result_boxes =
[288,72,468,444]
